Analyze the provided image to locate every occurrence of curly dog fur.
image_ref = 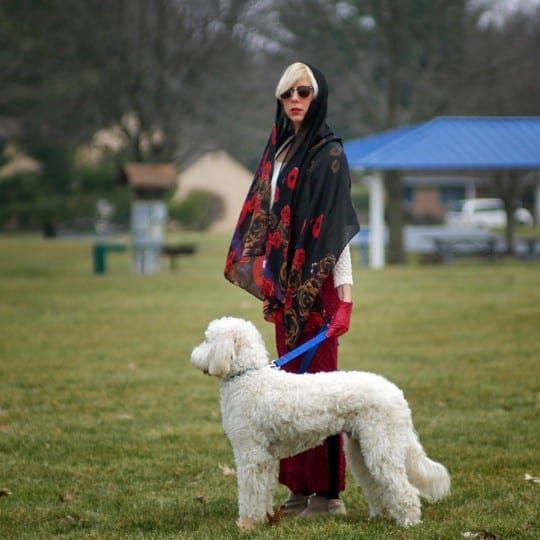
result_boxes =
[191,317,450,530]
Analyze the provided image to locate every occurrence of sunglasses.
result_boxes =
[280,85,314,100]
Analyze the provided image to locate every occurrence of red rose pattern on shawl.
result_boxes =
[293,248,306,269]
[286,167,299,189]
[311,214,323,239]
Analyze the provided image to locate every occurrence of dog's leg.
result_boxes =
[344,434,388,521]
[264,458,278,519]
[234,446,276,530]
[355,425,422,526]
[377,470,422,527]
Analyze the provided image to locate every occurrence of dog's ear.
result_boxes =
[206,330,235,378]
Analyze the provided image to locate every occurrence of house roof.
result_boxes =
[123,163,177,189]
[0,153,42,180]
[344,117,540,170]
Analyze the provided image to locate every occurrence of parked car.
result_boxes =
[446,198,533,228]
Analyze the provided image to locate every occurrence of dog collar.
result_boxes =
[224,366,266,382]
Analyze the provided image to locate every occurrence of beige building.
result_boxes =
[174,150,253,232]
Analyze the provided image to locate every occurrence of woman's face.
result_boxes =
[280,76,314,133]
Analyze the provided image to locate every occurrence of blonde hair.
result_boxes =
[275,62,319,99]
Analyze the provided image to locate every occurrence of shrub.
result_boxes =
[0,156,130,234]
[169,189,225,230]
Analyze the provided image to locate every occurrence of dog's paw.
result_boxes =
[237,516,256,531]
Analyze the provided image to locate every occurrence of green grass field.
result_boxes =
[0,234,539,539]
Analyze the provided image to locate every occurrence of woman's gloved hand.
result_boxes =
[326,300,353,338]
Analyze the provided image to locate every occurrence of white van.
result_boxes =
[446,198,533,228]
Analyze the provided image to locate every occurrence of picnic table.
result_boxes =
[403,225,504,264]
[353,226,506,265]
[426,230,500,262]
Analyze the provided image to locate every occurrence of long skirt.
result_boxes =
[274,277,346,495]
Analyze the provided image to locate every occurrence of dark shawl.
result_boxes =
[224,65,359,347]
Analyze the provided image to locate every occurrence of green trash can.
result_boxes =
[93,242,127,274]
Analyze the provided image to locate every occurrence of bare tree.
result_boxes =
[1,0,281,168]
[443,4,540,116]
[90,0,266,166]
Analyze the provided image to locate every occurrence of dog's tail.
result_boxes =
[406,432,450,502]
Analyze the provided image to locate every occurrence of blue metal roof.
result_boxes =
[344,117,540,170]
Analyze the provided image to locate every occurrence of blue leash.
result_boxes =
[271,322,329,374]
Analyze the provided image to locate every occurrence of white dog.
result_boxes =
[191,317,450,530]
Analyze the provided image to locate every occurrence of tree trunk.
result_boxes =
[492,170,523,256]
[381,2,405,264]
[385,170,405,263]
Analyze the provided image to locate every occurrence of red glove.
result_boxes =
[326,300,353,338]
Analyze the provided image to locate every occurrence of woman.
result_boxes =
[224,62,359,517]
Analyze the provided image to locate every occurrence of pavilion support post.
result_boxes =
[368,173,385,269]
[535,182,540,225]
[465,180,476,200]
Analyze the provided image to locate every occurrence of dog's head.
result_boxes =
[191,317,269,379]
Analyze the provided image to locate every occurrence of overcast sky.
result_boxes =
[471,0,540,27]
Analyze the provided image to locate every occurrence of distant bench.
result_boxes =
[428,231,500,263]
[352,226,507,265]
[161,243,197,269]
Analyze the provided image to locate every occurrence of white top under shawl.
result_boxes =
[271,161,353,287]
